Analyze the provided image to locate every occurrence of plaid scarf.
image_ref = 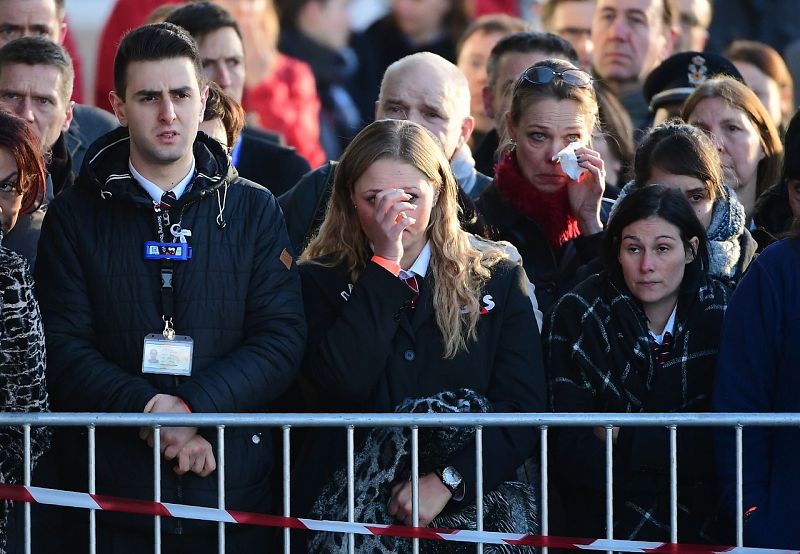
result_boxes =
[543,271,732,542]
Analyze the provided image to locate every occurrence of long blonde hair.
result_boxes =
[302,119,504,358]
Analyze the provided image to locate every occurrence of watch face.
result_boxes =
[443,466,462,487]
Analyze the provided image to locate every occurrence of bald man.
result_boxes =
[280,52,490,254]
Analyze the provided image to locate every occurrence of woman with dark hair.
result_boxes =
[0,110,51,552]
[292,118,544,551]
[682,76,784,223]
[623,120,756,282]
[544,185,731,542]
[478,58,611,314]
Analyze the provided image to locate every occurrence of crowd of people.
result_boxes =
[1,0,800,552]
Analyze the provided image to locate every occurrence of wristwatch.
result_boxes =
[434,466,465,501]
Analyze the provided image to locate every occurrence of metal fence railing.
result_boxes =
[2,412,798,554]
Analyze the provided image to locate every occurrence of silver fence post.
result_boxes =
[347,425,355,554]
[23,424,30,554]
[605,426,613,554]
[88,424,96,554]
[475,425,483,554]
[411,426,420,554]
[153,426,161,554]
[669,425,678,543]
[540,426,548,554]
[736,424,743,547]
[283,425,291,554]
[217,425,226,554]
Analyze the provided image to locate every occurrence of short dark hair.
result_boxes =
[0,109,46,215]
[0,37,73,103]
[114,22,203,98]
[603,185,709,286]
[165,2,243,44]
[487,32,578,90]
[634,120,724,202]
[203,81,244,149]
[456,14,530,59]
[782,109,800,183]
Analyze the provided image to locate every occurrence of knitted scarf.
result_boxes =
[494,151,580,248]
[611,182,746,279]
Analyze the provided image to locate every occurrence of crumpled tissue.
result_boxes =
[551,142,586,181]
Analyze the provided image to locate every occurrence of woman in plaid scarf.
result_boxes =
[544,185,731,544]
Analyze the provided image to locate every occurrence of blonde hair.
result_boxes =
[302,119,505,358]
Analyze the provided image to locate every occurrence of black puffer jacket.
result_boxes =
[35,128,306,535]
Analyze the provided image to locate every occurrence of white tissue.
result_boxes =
[551,142,586,181]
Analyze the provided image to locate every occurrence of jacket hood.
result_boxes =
[78,126,236,208]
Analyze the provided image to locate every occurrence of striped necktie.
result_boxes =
[157,190,177,211]
[653,332,673,370]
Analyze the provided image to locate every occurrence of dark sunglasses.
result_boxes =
[514,66,594,92]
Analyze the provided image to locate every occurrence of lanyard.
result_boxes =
[153,204,184,339]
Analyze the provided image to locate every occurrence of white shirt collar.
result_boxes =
[399,241,431,281]
[649,305,677,344]
[129,158,196,204]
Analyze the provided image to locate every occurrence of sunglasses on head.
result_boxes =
[515,66,594,92]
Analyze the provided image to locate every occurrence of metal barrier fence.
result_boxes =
[1,411,798,554]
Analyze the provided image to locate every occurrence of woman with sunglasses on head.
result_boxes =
[682,76,783,225]
[544,185,732,543]
[291,119,544,551]
[477,59,613,314]
[618,120,757,284]
[0,110,51,552]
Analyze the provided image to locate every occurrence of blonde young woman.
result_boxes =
[291,119,545,551]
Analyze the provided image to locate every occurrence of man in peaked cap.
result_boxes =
[643,51,744,125]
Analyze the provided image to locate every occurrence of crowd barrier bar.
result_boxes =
[1,412,799,554]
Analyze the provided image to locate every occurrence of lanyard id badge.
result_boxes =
[142,198,194,376]
[142,333,193,376]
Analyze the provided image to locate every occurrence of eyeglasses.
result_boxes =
[514,66,594,93]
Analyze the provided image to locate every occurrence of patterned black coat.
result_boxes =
[0,245,50,553]
[543,271,731,543]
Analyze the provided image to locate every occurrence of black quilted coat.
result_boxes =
[35,128,306,536]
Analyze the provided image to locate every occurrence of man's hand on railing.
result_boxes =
[388,474,451,527]
[138,394,198,460]
[172,435,217,477]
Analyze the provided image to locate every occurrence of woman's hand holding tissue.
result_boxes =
[557,143,605,235]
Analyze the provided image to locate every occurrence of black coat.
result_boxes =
[477,184,617,314]
[291,258,546,517]
[236,125,311,197]
[35,128,306,535]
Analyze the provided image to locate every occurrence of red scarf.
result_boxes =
[494,151,580,248]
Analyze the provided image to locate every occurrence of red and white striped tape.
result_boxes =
[0,483,795,554]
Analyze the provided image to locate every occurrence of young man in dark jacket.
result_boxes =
[35,22,306,551]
